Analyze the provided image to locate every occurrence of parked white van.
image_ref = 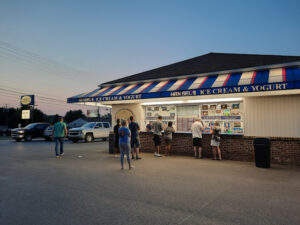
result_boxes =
[68,122,111,143]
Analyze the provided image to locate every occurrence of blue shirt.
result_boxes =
[118,127,130,144]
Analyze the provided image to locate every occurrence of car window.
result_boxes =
[25,124,36,129]
[95,123,103,128]
[103,123,110,128]
[42,124,49,129]
[46,126,53,131]
[82,122,95,129]
[36,124,45,130]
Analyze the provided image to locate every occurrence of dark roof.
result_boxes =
[102,52,300,85]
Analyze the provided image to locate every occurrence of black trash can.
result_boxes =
[109,132,115,154]
[253,138,271,168]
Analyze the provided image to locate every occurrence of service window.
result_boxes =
[200,102,244,135]
[177,105,199,132]
[144,105,176,130]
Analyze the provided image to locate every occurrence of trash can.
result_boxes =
[253,138,271,168]
[109,132,115,154]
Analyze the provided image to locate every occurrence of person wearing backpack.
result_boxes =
[210,121,222,160]
[118,120,133,169]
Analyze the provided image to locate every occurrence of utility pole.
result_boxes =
[4,104,9,128]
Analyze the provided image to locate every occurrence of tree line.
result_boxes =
[0,107,111,128]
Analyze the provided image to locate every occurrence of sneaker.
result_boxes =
[56,155,60,158]
[60,153,64,156]
[129,165,135,169]
[156,154,162,157]
[136,156,142,160]
[154,152,158,156]
[131,156,135,160]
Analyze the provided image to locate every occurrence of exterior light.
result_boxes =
[187,98,243,103]
[141,101,184,105]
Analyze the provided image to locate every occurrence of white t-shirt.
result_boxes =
[191,121,203,138]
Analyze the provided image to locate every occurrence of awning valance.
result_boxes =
[67,67,300,103]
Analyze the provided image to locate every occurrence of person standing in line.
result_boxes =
[52,117,67,158]
[210,121,222,160]
[152,115,163,157]
[146,121,153,132]
[113,119,121,157]
[164,121,175,156]
[129,116,142,160]
[191,118,204,159]
[118,120,132,169]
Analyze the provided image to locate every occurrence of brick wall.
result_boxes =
[109,132,300,166]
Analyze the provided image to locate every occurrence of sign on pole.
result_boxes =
[22,110,31,119]
[21,95,35,106]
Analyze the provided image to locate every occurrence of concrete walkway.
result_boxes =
[0,139,299,225]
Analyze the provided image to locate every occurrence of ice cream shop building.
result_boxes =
[68,53,300,165]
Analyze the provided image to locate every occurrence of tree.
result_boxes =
[64,110,86,123]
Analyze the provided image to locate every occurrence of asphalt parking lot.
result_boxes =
[0,139,300,225]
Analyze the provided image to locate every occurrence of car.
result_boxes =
[43,126,54,141]
[0,128,11,136]
[11,123,50,142]
[68,122,111,143]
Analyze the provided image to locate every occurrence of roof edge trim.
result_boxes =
[99,61,300,87]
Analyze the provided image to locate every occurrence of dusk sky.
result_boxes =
[0,0,300,115]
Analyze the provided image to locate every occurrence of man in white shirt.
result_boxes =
[191,118,204,159]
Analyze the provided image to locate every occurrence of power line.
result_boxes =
[0,84,65,100]
[0,40,91,77]
[0,88,67,103]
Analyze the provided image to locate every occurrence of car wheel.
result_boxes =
[85,134,94,143]
[25,135,32,142]
[15,138,22,142]
[102,138,107,141]
[72,140,78,143]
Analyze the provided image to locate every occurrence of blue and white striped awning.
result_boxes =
[68,67,300,103]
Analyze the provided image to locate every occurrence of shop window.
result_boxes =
[177,105,199,132]
[144,105,176,130]
[200,102,244,135]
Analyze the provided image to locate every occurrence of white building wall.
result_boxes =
[111,103,145,130]
[244,95,300,137]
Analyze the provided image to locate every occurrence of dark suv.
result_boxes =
[11,123,50,142]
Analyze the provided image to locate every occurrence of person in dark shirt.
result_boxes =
[129,116,141,160]
[113,119,120,157]
[146,121,152,132]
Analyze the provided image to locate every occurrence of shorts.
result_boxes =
[131,137,141,148]
[165,138,172,145]
[153,134,162,147]
[193,138,202,147]
[211,139,220,147]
